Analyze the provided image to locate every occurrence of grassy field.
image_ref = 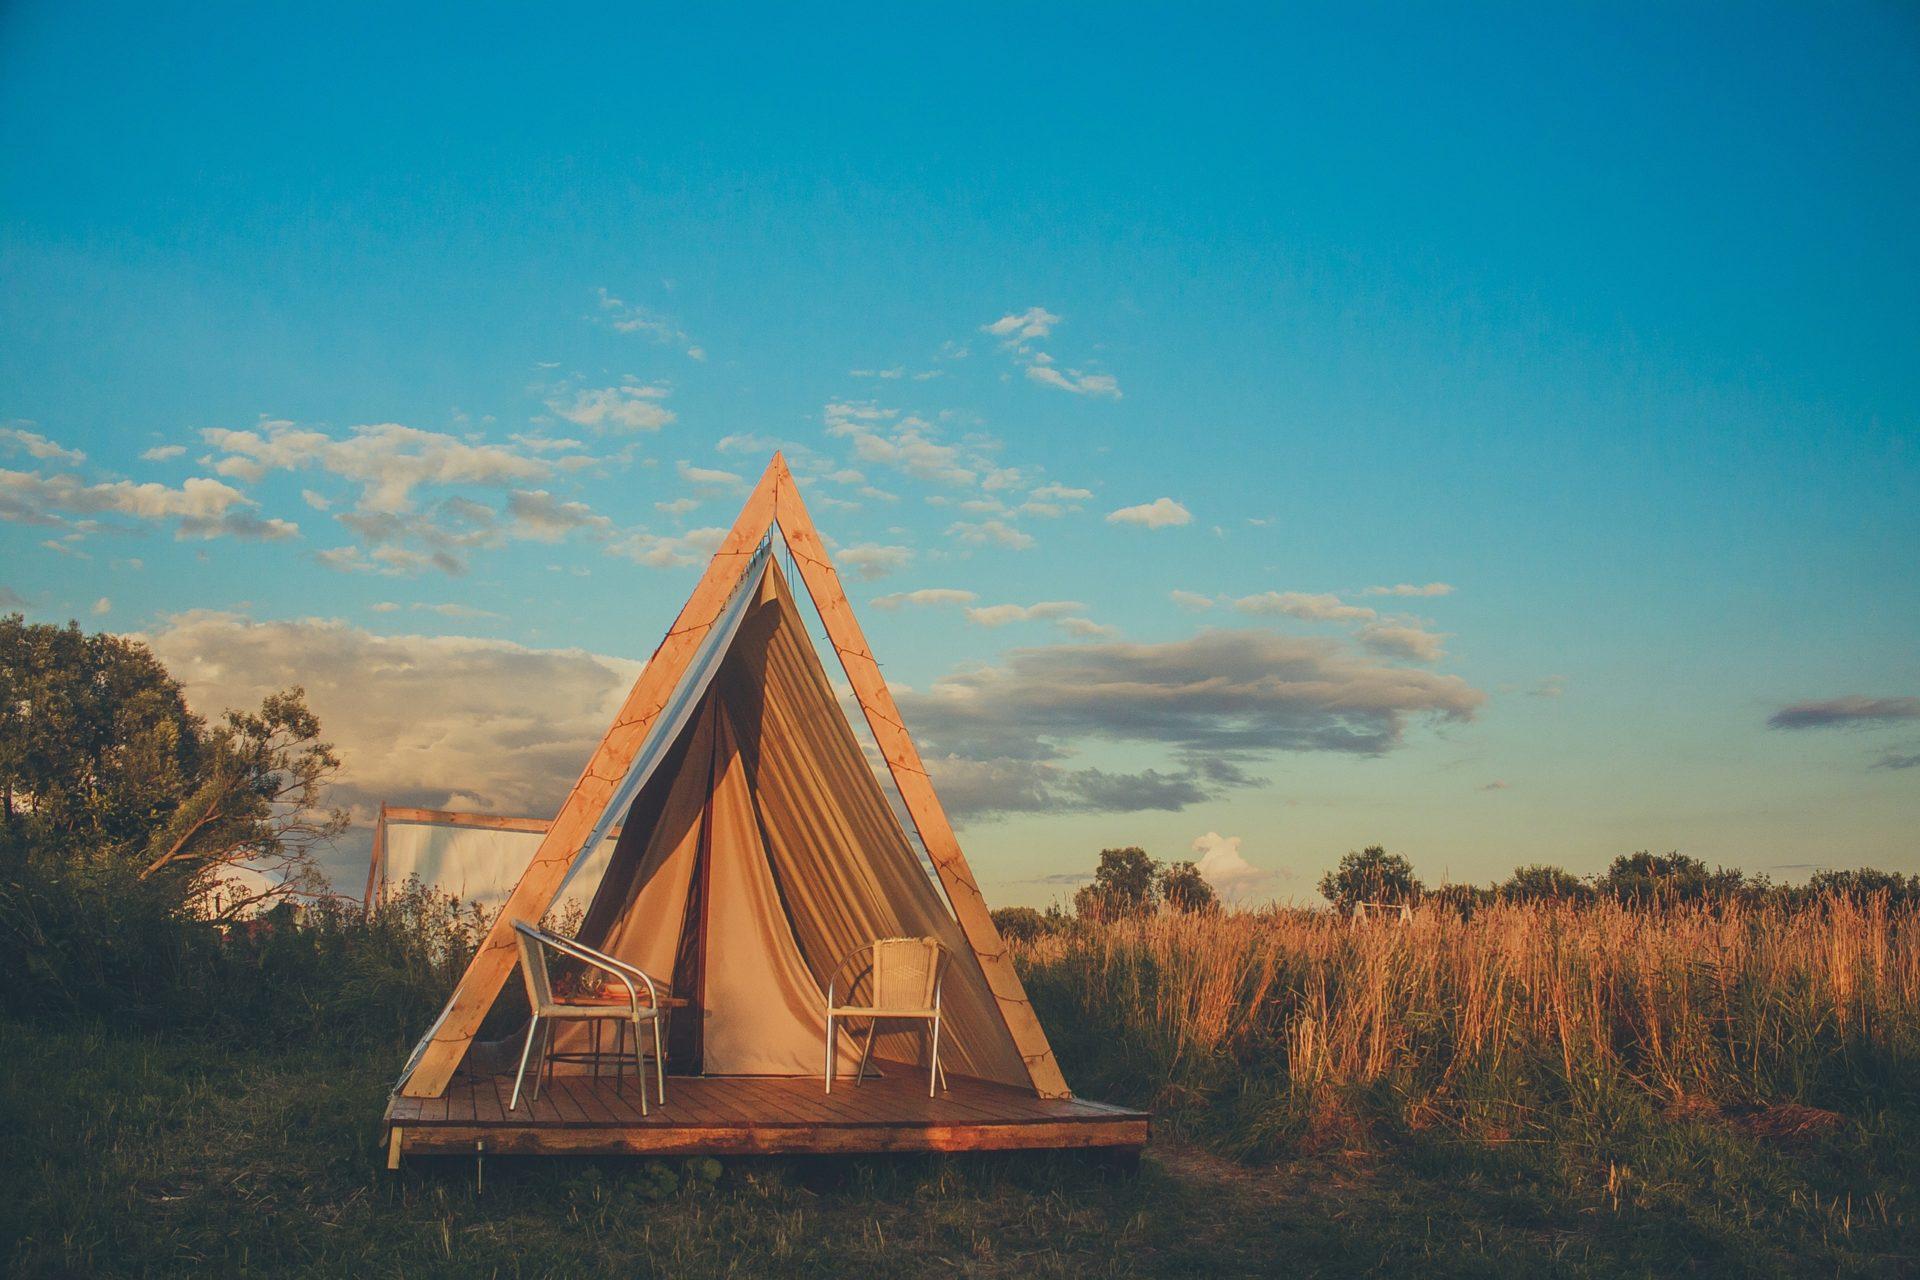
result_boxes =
[4,898,1918,1277]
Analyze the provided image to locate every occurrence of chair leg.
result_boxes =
[532,1019,554,1103]
[510,1015,540,1112]
[632,1015,648,1116]
[652,1015,666,1106]
[824,1013,835,1094]
[610,1019,624,1095]
[929,1014,942,1097]
[855,1021,877,1086]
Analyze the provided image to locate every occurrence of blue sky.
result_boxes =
[3,3,1916,903]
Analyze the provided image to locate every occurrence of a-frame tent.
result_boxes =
[392,453,1072,1105]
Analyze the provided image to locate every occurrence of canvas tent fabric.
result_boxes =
[394,453,1069,1102]
[548,563,1027,1084]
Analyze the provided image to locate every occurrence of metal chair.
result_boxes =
[509,920,667,1114]
[824,936,948,1096]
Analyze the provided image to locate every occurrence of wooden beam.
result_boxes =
[361,803,387,918]
[772,471,1074,1099]
[377,807,558,834]
[398,459,782,1098]
[376,806,629,840]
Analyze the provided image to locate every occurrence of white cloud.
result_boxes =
[412,603,504,620]
[547,383,676,433]
[592,288,702,360]
[1232,591,1375,623]
[1531,675,1567,699]
[824,402,978,488]
[1363,582,1455,598]
[655,497,700,516]
[605,526,728,569]
[1191,832,1270,895]
[369,601,401,613]
[837,543,914,580]
[1359,621,1448,663]
[965,600,1084,628]
[141,444,187,462]
[981,309,1121,398]
[1481,780,1510,791]
[511,434,589,454]
[1029,483,1093,503]
[871,588,977,610]
[1106,498,1191,529]
[1025,365,1121,398]
[946,519,1036,550]
[91,596,112,616]
[1,427,86,465]
[677,461,744,490]
[505,489,613,543]
[1169,590,1216,612]
[301,489,332,511]
[202,420,548,514]
[1,467,295,543]
[1057,617,1120,639]
[136,611,645,831]
[982,307,1061,342]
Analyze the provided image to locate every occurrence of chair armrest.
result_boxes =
[825,943,878,1007]
[532,927,665,1011]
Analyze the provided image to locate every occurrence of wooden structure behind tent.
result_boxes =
[363,806,620,920]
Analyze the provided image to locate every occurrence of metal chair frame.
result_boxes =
[823,937,949,1097]
[509,920,667,1114]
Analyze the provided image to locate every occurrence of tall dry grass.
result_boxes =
[1015,897,1920,1156]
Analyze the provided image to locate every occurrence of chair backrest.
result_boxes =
[512,921,555,1012]
[871,936,942,1009]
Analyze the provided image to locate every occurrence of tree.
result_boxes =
[1317,845,1422,911]
[1158,860,1218,913]
[1806,867,1920,907]
[990,906,1048,942]
[1500,863,1590,904]
[1,616,344,917]
[0,616,200,858]
[1594,851,1743,906]
[1074,846,1159,920]
[139,688,347,918]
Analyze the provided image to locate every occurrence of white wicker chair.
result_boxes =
[824,937,949,1096]
[509,920,667,1114]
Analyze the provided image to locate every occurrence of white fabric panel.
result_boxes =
[379,820,616,919]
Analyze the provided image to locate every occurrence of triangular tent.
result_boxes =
[395,454,1069,1099]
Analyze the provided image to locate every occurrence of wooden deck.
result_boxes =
[383,1070,1148,1164]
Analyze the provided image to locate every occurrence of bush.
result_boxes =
[0,859,486,1054]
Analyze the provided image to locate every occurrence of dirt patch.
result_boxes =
[1734,1103,1843,1143]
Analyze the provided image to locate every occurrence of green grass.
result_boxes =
[3,1020,1915,1278]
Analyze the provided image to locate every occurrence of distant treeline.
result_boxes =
[989,844,1920,941]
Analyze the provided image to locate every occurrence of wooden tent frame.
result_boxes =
[399,454,1070,1100]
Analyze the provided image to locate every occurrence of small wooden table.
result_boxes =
[548,991,689,1083]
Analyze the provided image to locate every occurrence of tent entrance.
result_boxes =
[518,561,1019,1084]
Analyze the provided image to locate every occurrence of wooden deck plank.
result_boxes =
[695,1078,789,1126]
[388,1072,1149,1165]
[473,1075,507,1125]
[657,1079,727,1126]
[399,1116,1147,1159]
[450,1077,478,1123]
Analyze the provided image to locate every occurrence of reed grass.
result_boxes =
[1017,896,1920,1159]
